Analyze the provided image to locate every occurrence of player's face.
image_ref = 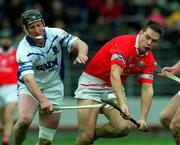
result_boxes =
[26,21,44,41]
[0,37,12,48]
[138,28,160,55]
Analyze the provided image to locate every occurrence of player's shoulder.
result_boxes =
[17,37,30,55]
[18,36,28,47]
[112,34,136,43]
[45,27,67,37]
[114,34,136,39]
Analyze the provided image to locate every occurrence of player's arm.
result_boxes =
[139,83,153,130]
[166,60,180,75]
[22,73,53,113]
[159,60,180,76]
[71,39,88,64]
[110,63,129,115]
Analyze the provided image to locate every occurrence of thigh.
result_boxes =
[4,102,17,116]
[18,95,38,120]
[171,105,180,125]
[77,99,99,131]
[161,93,180,119]
[39,113,60,129]
[103,108,130,129]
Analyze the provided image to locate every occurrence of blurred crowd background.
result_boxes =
[0,0,179,97]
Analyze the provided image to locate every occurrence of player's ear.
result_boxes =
[21,25,26,33]
[139,30,143,34]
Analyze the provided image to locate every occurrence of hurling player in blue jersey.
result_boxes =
[12,9,88,145]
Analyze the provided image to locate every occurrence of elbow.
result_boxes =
[110,73,121,83]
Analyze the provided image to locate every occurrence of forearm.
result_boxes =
[23,75,47,103]
[72,39,88,64]
[111,75,125,104]
[72,39,88,55]
[172,60,180,74]
[110,64,125,105]
[140,84,153,121]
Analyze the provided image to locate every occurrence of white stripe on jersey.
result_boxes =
[138,74,153,80]
[111,53,126,65]
[16,27,78,86]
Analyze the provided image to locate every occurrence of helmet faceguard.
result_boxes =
[21,9,45,40]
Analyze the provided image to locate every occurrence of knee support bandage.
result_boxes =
[178,91,180,96]
[39,126,57,141]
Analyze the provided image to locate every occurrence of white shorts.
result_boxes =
[74,72,126,102]
[18,80,64,106]
[0,84,18,107]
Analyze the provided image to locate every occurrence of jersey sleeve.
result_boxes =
[55,28,79,53]
[16,44,34,80]
[110,41,129,70]
[137,61,155,84]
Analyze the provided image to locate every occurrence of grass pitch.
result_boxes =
[18,129,174,145]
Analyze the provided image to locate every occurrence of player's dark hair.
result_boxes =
[143,21,164,39]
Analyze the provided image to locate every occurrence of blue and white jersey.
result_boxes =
[16,27,78,90]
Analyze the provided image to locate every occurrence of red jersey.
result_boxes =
[84,35,155,86]
[0,47,18,84]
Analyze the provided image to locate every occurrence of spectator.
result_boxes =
[147,7,166,25]
[165,10,180,47]
[98,0,123,26]
[49,0,68,27]
[86,0,103,24]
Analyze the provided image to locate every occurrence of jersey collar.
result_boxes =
[26,32,47,47]
[0,47,14,54]
[135,34,149,57]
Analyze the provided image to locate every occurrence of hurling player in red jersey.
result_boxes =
[0,29,18,145]
[74,21,164,145]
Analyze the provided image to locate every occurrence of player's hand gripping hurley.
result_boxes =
[155,63,180,83]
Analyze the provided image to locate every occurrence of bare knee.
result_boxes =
[169,120,180,137]
[16,116,32,129]
[114,122,131,137]
[160,111,171,129]
[79,130,95,144]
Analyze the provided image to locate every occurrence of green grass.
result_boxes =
[1,130,175,145]
[24,137,174,145]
